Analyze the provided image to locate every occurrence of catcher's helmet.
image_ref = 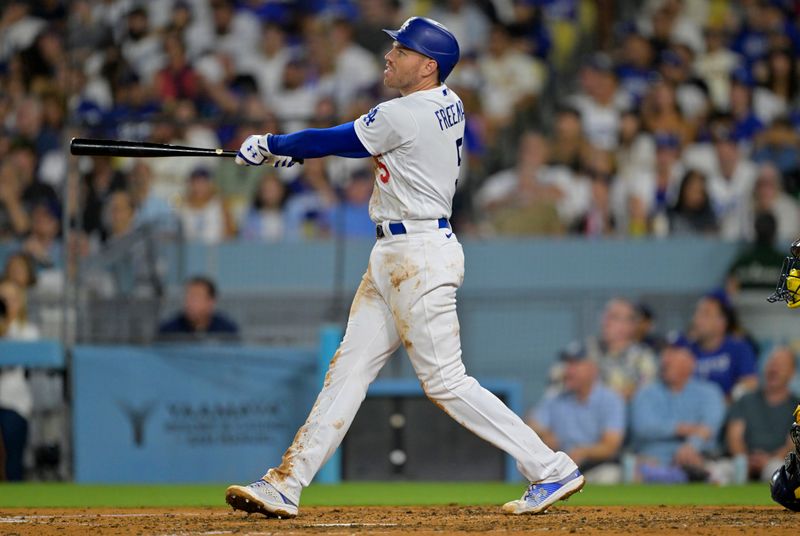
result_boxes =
[383,17,460,82]
[767,238,800,305]
[771,451,800,512]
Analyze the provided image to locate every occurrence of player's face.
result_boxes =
[383,43,434,91]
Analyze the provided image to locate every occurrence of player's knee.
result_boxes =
[420,372,475,400]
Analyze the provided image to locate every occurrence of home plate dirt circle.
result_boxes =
[0,505,796,535]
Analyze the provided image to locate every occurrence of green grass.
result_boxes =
[0,482,775,508]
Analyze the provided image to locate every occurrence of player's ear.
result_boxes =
[422,58,438,80]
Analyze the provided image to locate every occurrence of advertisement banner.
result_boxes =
[72,345,317,483]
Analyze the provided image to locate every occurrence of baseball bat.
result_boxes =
[70,138,238,158]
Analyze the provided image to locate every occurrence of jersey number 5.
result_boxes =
[374,156,390,183]
[455,137,463,167]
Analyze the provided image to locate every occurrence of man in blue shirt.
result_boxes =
[529,341,625,480]
[630,336,726,482]
[158,276,239,338]
[687,293,758,399]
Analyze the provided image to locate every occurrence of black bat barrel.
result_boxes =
[69,138,237,158]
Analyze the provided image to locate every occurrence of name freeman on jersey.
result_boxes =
[434,100,465,131]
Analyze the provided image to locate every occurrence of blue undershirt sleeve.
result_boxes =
[267,122,371,159]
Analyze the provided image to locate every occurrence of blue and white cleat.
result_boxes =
[225,479,298,519]
[502,470,585,515]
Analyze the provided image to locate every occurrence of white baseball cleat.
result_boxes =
[225,478,299,519]
[502,469,585,515]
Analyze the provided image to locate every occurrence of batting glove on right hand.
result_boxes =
[235,134,297,168]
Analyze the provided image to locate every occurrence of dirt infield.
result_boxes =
[0,505,796,535]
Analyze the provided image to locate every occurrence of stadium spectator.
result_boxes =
[81,156,127,242]
[657,48,709,126]
[633,302,663,352]
[0,160,31,241]
[478,24,546,139]
[571,170,616,237]
[120,6,164,83]
[328,168,376,239]
[0,279,40,340]
[475,131,587,235]
[694,25,739,111]
[1,251,37,291]
[549,105,591,173]
[736,163,800,245]
[528,341,625,483]
[728,68,765,145]
[154,33,200,106]
[551,298,657,400]
[328,17,381,111]
[640,79,691,146]
[629,335,726,483]
[237,22,291,104]
[726,212,785,293]
[428,0,491,58]
[686,293,758,400]
[615,29,657,106]
[753,47,795,125]
[726,346,799,482]
[570,53,629,151]
[178,167,234,244]
[22,201,61,270]
[667,169,718,236]
[158,275,239,337]
[239,173,287,242]
[128,161,175,231]
[705,125,758,241]
[751,118,800,195]
[283,158,337,241]
[105,190,136,241]
[0,296,31,481]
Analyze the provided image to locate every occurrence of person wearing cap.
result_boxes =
[686,293,758,400]
[568,52,630,151]
[528,342,626,483]
[726,346,799,482]
[178,166,234,244]
[629,335,726,482]
[706,121,759,241]
[728,67,765,144]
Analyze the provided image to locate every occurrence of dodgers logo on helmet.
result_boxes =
[382,17,460,82]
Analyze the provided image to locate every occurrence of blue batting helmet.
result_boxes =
[383,17,460,82]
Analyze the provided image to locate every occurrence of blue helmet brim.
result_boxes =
[382,28,432,61]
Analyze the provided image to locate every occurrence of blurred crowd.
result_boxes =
[1,0,800,254]
[529,293,799,486]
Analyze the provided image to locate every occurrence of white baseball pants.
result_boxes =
[265,224,576,503]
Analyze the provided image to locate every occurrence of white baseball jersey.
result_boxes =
[257,86,577,510]
[353,85,465,222]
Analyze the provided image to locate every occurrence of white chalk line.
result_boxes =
[310,523,398,527]
[0,512,231,522]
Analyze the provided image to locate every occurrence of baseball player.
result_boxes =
[768,238,800,307]
[225,17,583,518]
[770,404,800,511]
